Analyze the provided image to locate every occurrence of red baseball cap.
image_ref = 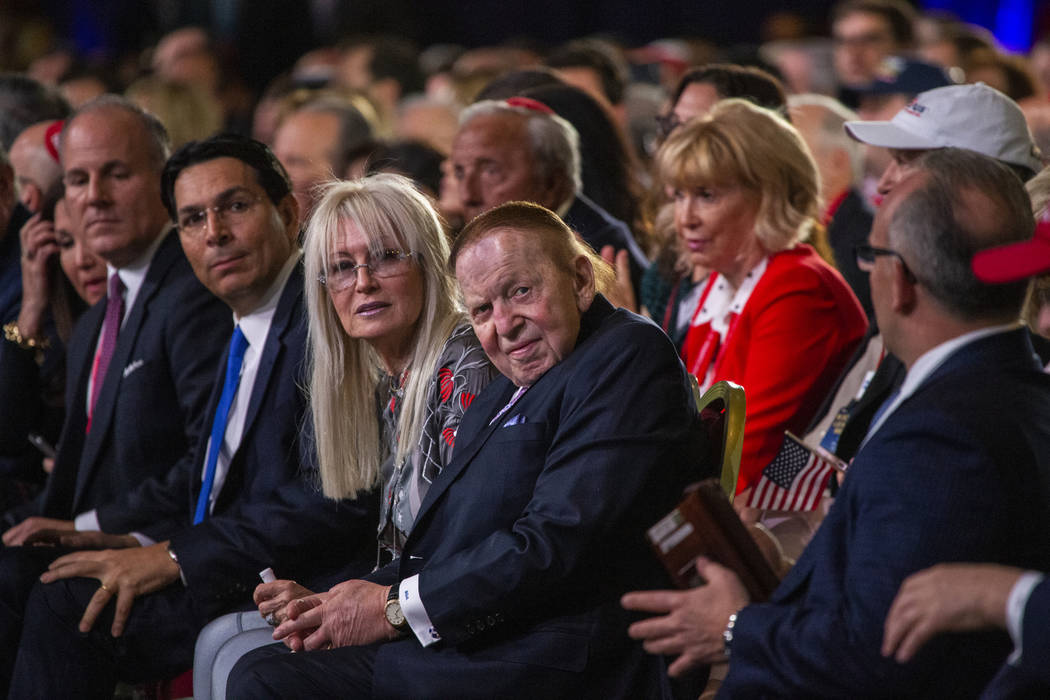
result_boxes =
[972,218,1050,283]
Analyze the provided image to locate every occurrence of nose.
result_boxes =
[491,300,521,337]
[876,161,901,198]
[459,168,482,208]
[354,264,379,292]
[203,208,232,245]
[74,240,93,268]
[85,174,110,204]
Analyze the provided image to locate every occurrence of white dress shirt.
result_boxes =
[75,253,299,538]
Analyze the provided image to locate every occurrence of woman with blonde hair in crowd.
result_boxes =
[192,173,495,699]
[658,98,867,497]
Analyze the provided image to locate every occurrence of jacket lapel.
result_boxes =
[74,232,179,509]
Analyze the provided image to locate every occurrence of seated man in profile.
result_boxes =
[227,201,709,699]
[623,149,1050,697]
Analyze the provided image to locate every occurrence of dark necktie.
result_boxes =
[87,274,126,432]
[194,326,249,524]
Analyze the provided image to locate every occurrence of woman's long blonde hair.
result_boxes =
[304,173,464,499]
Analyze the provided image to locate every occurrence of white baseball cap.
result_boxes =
[845,82,1043,173]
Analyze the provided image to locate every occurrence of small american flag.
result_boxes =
[746,432,835,511]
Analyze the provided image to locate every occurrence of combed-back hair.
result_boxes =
[449,199,613,297]
[459,100,582,199]
[890,148,1035,321]
[304,173,464,499]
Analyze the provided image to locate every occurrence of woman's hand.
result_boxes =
[18,214,59,339]
[254,579,316,627]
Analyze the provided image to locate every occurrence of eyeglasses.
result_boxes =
[855,243,916,282]
[177,194,263,236]
[318,249,417,292]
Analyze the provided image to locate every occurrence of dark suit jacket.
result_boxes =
[981,578,1050,699]
[721,328,1050,698]
[93,265,375,619]
[564,194,648,295]
[9,231,230,525]
[368,296,708,699]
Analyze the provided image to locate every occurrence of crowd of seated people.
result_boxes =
[2,1,1050,697]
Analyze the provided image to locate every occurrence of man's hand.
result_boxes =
[39,541,181,637]
[622,557,750,676]
[882,563,1022,663]
[254,579,316,627]
[2,517,74,546]
[24,529,139,550]
[273,580,400,652]
[599,245,637,313]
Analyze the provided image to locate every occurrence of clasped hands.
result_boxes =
[254,578,400,652]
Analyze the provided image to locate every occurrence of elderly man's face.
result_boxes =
[61,106,170,268]
[863,172,924,347]
[174,157,298,316]
[456,228,593,387]
[273,110,340,218]
[876,148,928,197]
[451,113,563,222]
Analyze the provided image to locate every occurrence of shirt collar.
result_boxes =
[234,252,299,347]
[106,225,170,313]
[864,321,1023,444]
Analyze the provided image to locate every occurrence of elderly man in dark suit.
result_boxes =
[624,148,1050,697]
[450,98,648,296]
[5,134,376,698]
[226,201,707,699]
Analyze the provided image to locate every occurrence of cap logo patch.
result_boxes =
[904,100,926,117]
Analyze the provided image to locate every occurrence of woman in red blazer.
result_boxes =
[657,99,867,494]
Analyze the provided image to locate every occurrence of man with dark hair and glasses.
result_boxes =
[6,133,376,697]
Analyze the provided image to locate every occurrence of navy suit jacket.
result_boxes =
[24,231,230,523]
[92,264,376,619]
[981,577,1050,699]
[564,194,648,295]
[367,296,709,699]
[721,328,1050,698]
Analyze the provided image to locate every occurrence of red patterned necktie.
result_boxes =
[87,273,126,432]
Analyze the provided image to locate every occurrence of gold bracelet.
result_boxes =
[2,322,50,351]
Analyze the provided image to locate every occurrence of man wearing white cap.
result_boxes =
[845,82,1044,196]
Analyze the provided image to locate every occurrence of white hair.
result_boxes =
[788,93,864,186]
[460,99,582,197]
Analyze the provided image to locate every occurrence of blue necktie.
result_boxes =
[194,326,249,525]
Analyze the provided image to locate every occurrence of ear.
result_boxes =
[572,254,596,312]
[889,258,918,315]
[21,182,42,214]
[540,169,574,212]
[278,193,300,241]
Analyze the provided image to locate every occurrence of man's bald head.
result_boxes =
[10,120,63,213]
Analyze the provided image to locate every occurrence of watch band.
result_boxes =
[723,611,739,659]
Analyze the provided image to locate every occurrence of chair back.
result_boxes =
[689,377,746,501]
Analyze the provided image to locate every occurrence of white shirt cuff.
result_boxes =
[1006,571,1044,665]
[73,510,100,531]
[129,532,156,547]
[400,574,442,647]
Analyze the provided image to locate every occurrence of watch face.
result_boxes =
[385,599,406,628]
